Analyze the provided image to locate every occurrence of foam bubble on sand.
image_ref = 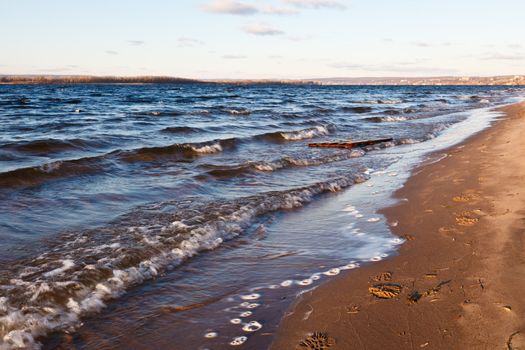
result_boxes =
[205,332,218,338]
[323,268,340,276]
[355,214,364,218]
[240,293,260,301]
[389,220,399,227]
[242,321,262,332]
[240,311,252,317]
[341,262,358,270]
[367,217,380,223]
[370,256,383,262]
[268,284,280,289]
[280,280,293,287]
[388,172,398,177]
[298,279,313,286]
[230,318,242,325]
[230,336,247,346]
[390,238,404,245]
[310,273,321,281]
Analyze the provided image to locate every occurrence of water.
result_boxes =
[0,84,523,349]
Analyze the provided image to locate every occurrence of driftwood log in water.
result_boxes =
[308,138,393,149]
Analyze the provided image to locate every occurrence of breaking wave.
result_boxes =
[0,175,366,349]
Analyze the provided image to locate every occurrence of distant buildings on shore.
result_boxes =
[313,75,525,86]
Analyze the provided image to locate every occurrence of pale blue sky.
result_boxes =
[1,0,524,78]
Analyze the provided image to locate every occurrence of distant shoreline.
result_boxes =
[1,75,524,86]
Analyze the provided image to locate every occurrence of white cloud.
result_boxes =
[282,0,346,10]
[412,42,430,48]
[482,53,524,61]
[202,0,258,15]
[329,62,364,69]
[223,54,247,59]
[242,22,284,36]
[178,37,204,47]
[261,6,299,15]
[128,40,145,46]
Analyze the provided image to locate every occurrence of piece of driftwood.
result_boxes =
[308,138,393,149]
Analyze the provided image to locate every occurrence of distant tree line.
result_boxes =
[0,75,323,85]
[0,75,204,84]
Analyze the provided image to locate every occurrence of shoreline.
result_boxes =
[271,101,525,349]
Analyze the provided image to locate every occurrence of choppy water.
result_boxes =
[0,84,523,349]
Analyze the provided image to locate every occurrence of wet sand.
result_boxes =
[271,101,525,349]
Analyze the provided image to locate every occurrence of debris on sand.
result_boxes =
[425,280,451,297]
[407,291,423,304]
[299,332,336,350]
[369,283,402,299]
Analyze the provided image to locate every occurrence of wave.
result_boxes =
[0,175,367,349]
[161,126,203,134]
[0,139,237,190]
[131,110,183,117]
[340,106,374,113]
[0,125,334,190]
[257,125,335,143]
[223,108,250,116]
[365,116,408,123]
[351,99,403,105]
[201,149,365,178]
[0,139,108,155]
[110,139,237,163]
[175,95,241,103]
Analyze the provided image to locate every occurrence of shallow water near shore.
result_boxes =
[0,84,523,349]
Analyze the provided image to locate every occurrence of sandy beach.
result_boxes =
[271,101,525,350]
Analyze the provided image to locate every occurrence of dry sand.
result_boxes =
[271,102,525,350]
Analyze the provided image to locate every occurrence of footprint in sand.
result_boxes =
[299,332,336,349]
[453,192,479,203]
[455,214,479,226]
[453,195,471,203]
[368,283,402,299]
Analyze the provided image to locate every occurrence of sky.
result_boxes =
[0,0,524,79]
